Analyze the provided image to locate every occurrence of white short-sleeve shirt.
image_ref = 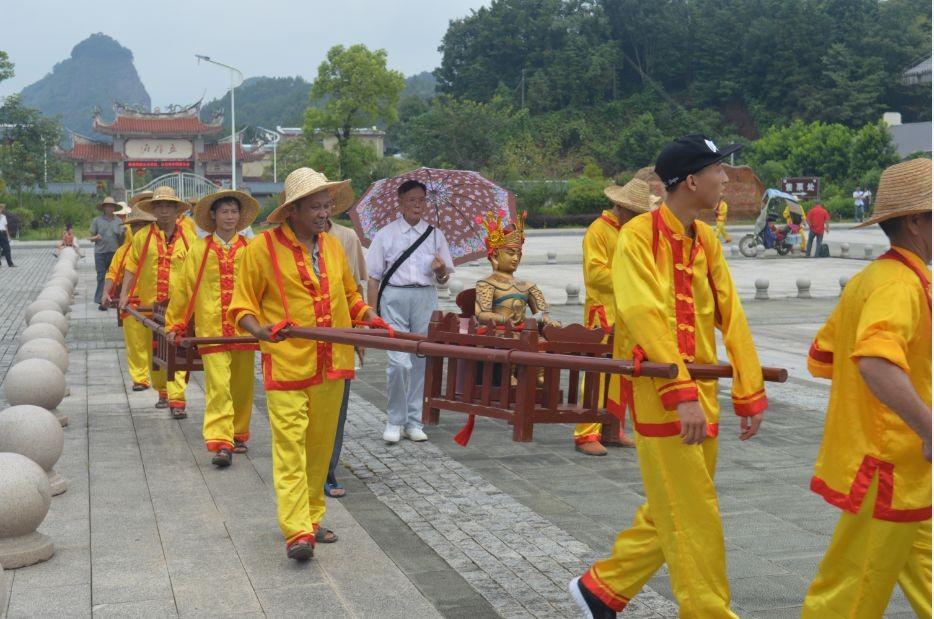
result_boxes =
[366,217,455,287]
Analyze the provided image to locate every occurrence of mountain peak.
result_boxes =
[71,33,134,62]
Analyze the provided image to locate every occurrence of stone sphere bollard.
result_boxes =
[38,287,71,313]
[59,246,78,262]
[864,246,874,259]
[20,323,66,347]
[840,243,850,258]
[565,283,581,305]
[47,275,75,293]
[3,359,68,425]
[839,276,849,296]
[0,405,67,496]
[730,245,739,257]
[14,338,69,374]
[796,278,812,299]
[0,452,54,568]
[448,279,464,296]
[755,279,770,300]
[29,310,68,336]
[756,244,766,256]
[546,251,557,265]
[25,299,63,323]
[52,267,79,287]
[436,282,450,300]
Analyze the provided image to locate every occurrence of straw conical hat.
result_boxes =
[124,206,157,225]
[137,186,188,214]
[97,196,119,211]
[267,168,352,224]
[128,191,153,208]
[194,190,260,233]
[857,158,931,228]
[603,178,660,213]
[114,201,132,216]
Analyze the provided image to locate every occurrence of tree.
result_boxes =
[0,50,13,85]
[304,44,405,178]
[0,95,62,204]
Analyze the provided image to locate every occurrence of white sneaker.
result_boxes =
[403,426,428,442]
[382,424,401,444]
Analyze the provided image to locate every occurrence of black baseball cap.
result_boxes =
[654,134,742,189]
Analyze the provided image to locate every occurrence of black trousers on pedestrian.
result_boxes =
[806,231,823,258]
[327,379,352,486]
[0,232,13,266]
[94,251,115,303]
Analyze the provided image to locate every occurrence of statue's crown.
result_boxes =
[476,209,526,256]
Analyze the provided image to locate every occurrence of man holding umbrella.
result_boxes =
[366,179,455,444]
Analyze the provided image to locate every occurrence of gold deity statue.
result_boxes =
[474,210,559,328]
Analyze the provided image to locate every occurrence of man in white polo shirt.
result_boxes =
[0,203,15,267]
[366,179,455,444]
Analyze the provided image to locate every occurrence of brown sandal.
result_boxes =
[314,527,338,544]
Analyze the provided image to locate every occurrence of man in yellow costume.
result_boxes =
[229,168,384,561]
[572,178,655,456]
[165,190,260,468]
[802,158,932,618]
[715,198,730,243]
[101,202,156,389]
[119,186,195,418]
[570,135,767,618]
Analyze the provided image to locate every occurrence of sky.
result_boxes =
[0,0,489,107]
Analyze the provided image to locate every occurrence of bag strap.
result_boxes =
[263,230,295,333]
[125,225,156,303]
[173,237,215,335]
[376,224,434,316]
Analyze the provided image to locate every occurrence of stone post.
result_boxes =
[839,276,849,296]
[565,284,580,305]
[796,278,811,299]
[864,246,874,259]
[840,243,850,258]
[755,279,769,300]
[546,251,557,265]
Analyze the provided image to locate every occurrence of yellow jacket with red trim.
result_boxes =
[124,222,195,310]
[807,247,931,521]
[165,234,258,355]
[611,203,767,437]
[228,224,371,390]
[105,226,133,284]
[583,210,621,332]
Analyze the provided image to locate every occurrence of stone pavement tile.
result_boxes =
[729,574,810,612]
[223,518,329,592]
[255,583,349,617]
[91,598,178,618]
[5,582,91,618]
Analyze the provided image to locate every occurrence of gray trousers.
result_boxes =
[326,379,351,486]
[380,285,437,429]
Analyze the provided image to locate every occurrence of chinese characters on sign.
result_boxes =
[780,176,821,200]
[124,139,193,160]
[126,160,193,169]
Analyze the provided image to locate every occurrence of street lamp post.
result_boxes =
[196,54,243,189]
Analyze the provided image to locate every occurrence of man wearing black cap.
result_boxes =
[570,135,768,618]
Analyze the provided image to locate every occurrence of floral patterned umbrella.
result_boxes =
[350,167,516,266]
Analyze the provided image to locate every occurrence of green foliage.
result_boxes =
[565,176,607,214]
[0,191,97,238]
[202,77,312,137]
[304,44,405,177]
[506,181,568,215]
[0,50,13,84]
[0,96,62,195]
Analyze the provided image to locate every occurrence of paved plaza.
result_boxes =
[0,226,917,618]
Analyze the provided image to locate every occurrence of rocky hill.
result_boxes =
[19,33,150,136]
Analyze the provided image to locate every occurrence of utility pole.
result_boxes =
[520,68,526,108]
[196,55,243,189]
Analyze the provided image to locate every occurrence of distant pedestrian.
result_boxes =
[853,185,865,221]
[714,198,731,243]
[805,202,830,258]
[862,186,873,218]
[0,203,14,267]
[54,223,83,258]
[88,196,126,305]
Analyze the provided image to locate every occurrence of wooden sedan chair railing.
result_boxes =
[422,305,625,443]
[124,302,204,380]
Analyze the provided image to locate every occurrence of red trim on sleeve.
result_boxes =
[808,341,833,364]
[658,380,698,410]
[733,391,768,416]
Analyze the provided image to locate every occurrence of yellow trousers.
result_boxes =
[123,318,151,386]
[715,221,731,243]
[266,379,344,543]
[202,350,255,452]
[803,476,932,618]
[583,435,737,617]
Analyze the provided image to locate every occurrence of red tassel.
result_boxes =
[453,415,476,446]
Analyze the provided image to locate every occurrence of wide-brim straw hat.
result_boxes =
[856,158,932,228]
[267,167,353,224]
[194,190,260,233]
[604,178,659,213]
[124,206,157,225]
[137,186,190,214]
[98,196,119,211]
[128,191,153,208]
[114,201,132,216]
